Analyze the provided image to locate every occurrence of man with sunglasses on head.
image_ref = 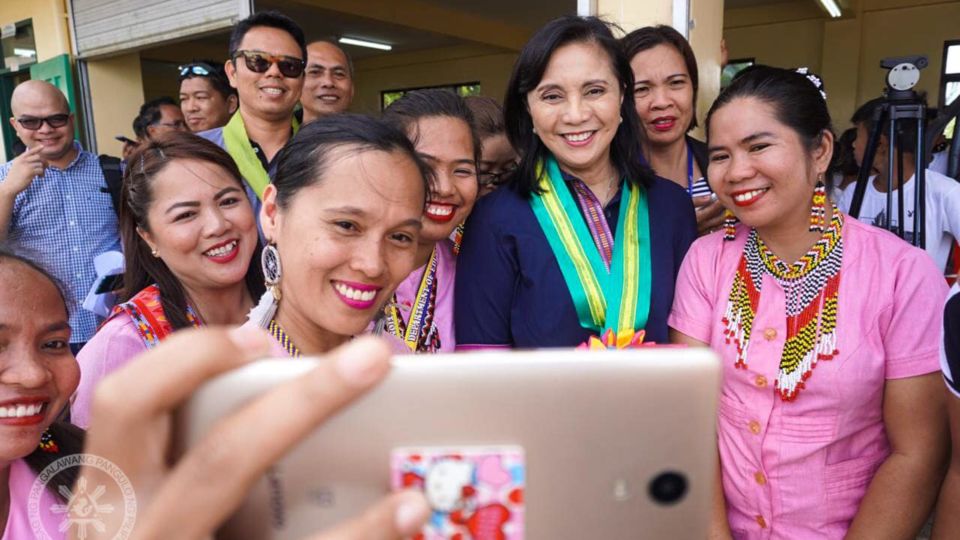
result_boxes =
[0,80,121,353]
[199,10,305,202]
[179,60,238,132]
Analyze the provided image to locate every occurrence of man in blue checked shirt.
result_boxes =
[0,80,121,353]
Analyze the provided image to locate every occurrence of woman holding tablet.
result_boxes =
[669,66,947,538]
[621,25,725,235]
[251,114,430,356]
[454,16,696,349]
[381,89,480,353]
[73,133,263,428]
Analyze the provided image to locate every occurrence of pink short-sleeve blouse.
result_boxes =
[669,216,946,539]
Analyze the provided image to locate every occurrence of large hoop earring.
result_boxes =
[262,243,282,300]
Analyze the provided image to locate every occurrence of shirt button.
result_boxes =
[748,420,762,435]
[73,247,79,252]
[763,328,777,341]
[69,220,76,226]
[756,515,767,528]
[754,471,767,485]
[755,375,768,388]
[66,195,71,200]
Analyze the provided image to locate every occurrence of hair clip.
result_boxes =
[794,67,828,101]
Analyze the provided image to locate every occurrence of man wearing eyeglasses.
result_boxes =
[0,80,121,352]
[200,10,305,201]
[133,96,189,143]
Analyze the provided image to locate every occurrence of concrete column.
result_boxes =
[86,53,144,157]
[593,0,724,134]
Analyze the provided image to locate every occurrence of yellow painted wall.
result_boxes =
[0,0,71,63]
[725,19,825,72]
[353,45,518,116]
[87,53,144,157]
[724,0,960,131]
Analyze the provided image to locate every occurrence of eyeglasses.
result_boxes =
[478,163,518,188]
[232,50,305,78]
[179,63,215,78]
[16,114,70,131]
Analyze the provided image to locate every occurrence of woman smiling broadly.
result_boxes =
[622,25,726,235]
[72,133,263,428]
[0,249,83,539]
[381,90,480,353]
[454,16,696,349]
[249,114,430,356]
[670,66,947,538]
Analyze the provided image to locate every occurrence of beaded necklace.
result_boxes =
[384,248,441,353]
[722,208,843,401]
[268,319,301,358]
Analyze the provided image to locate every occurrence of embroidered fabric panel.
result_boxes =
[385,249,442,353]
[112,284,201,349]
[568,179,615,270]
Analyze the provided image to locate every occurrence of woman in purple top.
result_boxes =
[0,249,83,540]
[72,133,263,428]
[670,66,947,539]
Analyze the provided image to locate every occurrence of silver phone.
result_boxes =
[174,348,720,539]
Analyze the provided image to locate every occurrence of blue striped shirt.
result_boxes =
[0,143,121,343]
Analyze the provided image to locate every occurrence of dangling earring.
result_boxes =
[248,243,282,328]
[809,175,827,233]
[262,243,282,301]
[723,210,738,241]
[39,429,59,453]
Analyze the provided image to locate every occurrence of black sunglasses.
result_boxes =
[179,63,215,78]
[16,114,70,131]
[232,50,304,78]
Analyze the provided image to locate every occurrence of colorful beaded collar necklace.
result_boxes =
[722,208,843,401]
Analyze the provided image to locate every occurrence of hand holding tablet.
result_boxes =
[78,328,430,539]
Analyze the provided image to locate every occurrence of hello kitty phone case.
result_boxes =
[391,446,525,539]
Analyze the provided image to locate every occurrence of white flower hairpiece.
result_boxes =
[795,66,827,101]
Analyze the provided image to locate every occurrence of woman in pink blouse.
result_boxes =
[72,133,263,428]
[669,66,948,539]
[0,250,83,539]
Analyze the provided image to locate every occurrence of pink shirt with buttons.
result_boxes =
[669,216,945,539]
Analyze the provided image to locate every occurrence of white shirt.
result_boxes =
[839,168,960,271]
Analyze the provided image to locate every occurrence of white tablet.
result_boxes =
[175,348,720,539]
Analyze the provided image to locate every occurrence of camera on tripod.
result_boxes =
[847,55,929,248]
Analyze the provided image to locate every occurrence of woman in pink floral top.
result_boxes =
[669,66,947,539]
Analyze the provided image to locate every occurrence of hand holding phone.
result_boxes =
[77,328,430,539]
